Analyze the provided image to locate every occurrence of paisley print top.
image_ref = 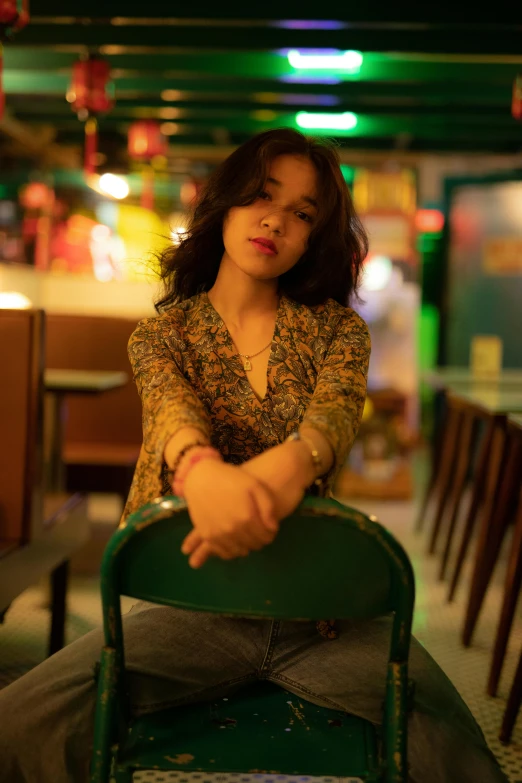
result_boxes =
[123,291,370,640]
[123,291,370,523]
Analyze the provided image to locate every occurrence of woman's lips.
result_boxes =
[250,238,277,256]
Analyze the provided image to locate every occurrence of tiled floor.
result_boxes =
[1,488,522,781]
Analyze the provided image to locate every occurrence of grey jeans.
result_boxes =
[0,601,507,783]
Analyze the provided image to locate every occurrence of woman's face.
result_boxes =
[222,154,319,281]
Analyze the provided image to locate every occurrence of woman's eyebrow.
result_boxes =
[266,176,318,209]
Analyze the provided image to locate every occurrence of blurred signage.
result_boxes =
[470,335,503,380]
[362,214,412,259]
[353,170,416,214]
[415,209,444,233]
[483,237,522,274]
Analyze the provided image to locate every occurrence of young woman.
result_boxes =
[0,129,506,782]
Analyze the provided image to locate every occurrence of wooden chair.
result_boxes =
[0,308,89,655]
[486,419,522,699]
[90,496,415,783]
[460,415,516,647]
[446,409,506,603]
[421,394,484,575]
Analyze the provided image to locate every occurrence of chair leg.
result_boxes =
[439,411,476,581]
[448,415,494,602]
[488,481,522,697]
[500,643,522,744]
[48,560,69,656]
[90,647,120,783]
[415,393,448,533]
[462,423,511,647]
[428,405,463,555]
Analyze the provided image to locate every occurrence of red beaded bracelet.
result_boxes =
[172,446,222,498]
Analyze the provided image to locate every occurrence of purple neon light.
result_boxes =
[274,20,346,30]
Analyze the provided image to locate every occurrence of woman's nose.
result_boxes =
[262,207,285,235]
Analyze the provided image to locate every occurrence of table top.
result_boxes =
[45,369,128,394]
[449,388,522,415]
[509,414,522,429]
[423,367,522,391]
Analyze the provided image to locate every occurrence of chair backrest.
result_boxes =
[0,309,45,543]
[102,495,415,664]
[45,313,141,445]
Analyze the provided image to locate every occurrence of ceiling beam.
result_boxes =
[3,59,521,92]
[7,99,514,117]
[27,1,522,24]
[16,22,522,54]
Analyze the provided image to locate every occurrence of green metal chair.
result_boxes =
[90,495,415,783]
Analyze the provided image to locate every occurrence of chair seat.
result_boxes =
[117,682,379,779]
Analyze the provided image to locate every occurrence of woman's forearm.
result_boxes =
[241,427,335,519]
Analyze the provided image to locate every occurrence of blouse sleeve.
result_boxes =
[300,308,371,489]
[128,313,212,475]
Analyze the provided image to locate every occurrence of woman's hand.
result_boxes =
[180,459,279,568]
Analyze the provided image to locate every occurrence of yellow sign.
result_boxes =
[353,170,416,214]
[483,237,522,274]
[470,335,503,380]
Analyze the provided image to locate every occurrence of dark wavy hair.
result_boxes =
[155,128,368,312]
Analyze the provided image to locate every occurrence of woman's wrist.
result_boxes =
[164,426,211,471]
[172,445,222,498]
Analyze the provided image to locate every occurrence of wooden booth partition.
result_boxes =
[0,309,89,655]
[0,309,44,546]
[45,314,142,500]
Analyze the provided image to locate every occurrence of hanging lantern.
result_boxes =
[512,75,522,121]
[67,55,113,177]
[128,120,168,160]
[19,181,52,210]
[0,0,30,120]
[128,120,168,210]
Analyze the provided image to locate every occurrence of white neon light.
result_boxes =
[98,174,130,200]
[296,111,358,130]
[287,50,363,71]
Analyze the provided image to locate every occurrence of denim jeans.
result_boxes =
[0,601,507,782]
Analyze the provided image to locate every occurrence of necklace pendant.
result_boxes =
[243,358,252,371]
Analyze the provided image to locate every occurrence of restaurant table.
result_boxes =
[44,369,128,492]
[423,367,522,391]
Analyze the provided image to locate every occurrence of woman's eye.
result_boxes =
[258,190,271,200]
[296,211,312,223]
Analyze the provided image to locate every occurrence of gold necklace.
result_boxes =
[236,340,272,372]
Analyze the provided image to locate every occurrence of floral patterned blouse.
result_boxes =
[123,291,371,639]
[124,290,370,515]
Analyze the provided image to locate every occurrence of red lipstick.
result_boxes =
[250,237,277,255]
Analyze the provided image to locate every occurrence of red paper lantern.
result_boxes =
[512,75,522,121]
[67,55,113,177]
[19,181,52,210]
[68,56,113,119]
[0,0,29,120]
[128,120,168,161]
[0,0,29,30]
[128,121,168,210]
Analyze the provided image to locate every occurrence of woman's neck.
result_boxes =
[208,253,279,329]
